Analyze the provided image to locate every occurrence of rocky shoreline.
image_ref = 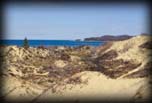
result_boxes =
[0,35,151,102]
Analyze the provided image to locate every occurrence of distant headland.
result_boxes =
[84,35,133,41]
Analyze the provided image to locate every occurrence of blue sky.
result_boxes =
[4,3,148,40]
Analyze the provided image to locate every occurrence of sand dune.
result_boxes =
[1,35,151,102]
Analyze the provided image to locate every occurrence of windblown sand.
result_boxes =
[2,71,150,102]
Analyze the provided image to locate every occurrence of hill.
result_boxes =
[84,35,133,41]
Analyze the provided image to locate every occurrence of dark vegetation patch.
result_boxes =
[37,45,48,50]
[46,63,90,80]
[139,41,152,49]
[125,61,152,78]
[98,60,141,78]
[59,53,70,61]
[66,76,82,84]
[144,61,152,71]
[126,61,152,78]
[96,50,118,60]
[125,69,149,78]
[24,65,87,86]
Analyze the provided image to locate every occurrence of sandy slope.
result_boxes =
[2,71,149,102]
[2,75,45,102]
[106,35,151,63]
[35,71,150,101]
[95,35,151,78]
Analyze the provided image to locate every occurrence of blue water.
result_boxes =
[0,40,104,47]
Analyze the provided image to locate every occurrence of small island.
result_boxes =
[75,39,81,41]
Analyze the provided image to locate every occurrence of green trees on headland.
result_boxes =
[23,37,29,49]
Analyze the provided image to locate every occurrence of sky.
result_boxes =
[4,3,149,40]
